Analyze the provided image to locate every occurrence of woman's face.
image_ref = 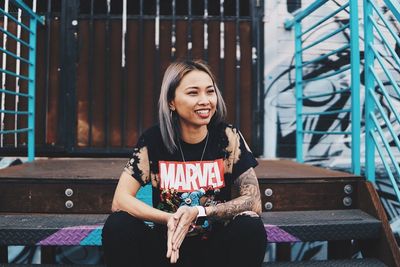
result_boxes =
[170,70,218,131]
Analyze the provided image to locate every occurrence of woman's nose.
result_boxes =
[198,93,210,105]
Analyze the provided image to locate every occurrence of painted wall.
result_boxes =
[262,0,400,259]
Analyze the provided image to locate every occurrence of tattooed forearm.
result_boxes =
[206,168,262,220]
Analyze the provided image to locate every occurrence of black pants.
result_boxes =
[102,211,267,267]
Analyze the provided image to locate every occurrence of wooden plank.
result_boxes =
[92,20,107,146]
[207,21,220,79]
[259,181,359,211]
[256,160,360,180]
[125,20,139,147]
[175,20,188,59]
[358,181,400,267]
[191,20,204,59]
[0,180,116,213]
[142,20,156,130]
[239,21,252,145]
[223,21,236,125]
[0,158,124,180]
[109,21,123,147]
[45,20,61,146]
[76,20,90,147]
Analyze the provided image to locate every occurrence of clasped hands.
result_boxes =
[166,206,198,264]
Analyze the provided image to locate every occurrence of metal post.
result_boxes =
[28,17,37,162]
[294,21,303,163]
[364,0,375,181]
[349,0,360,175]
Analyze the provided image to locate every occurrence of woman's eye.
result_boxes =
[188,91,197,95]
[207,89,215,94]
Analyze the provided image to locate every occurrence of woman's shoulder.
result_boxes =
[212,122,240,137]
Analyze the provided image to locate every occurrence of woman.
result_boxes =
[102,60,267,267]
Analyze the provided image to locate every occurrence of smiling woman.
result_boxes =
[101,60,267,267]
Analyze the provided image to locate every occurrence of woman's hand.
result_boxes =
[166,206,198,263]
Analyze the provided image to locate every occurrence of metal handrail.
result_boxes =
[0,1,44,161]
[364,0,400,197]
[287,0,360,174]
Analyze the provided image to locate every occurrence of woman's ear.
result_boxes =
[169,101,176,111]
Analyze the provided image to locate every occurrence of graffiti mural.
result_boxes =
[263,0,400,260]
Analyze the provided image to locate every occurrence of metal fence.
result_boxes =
[284,0,361,174]
[0,0,44,161]
[1,0,265,157]
[364,0,400,195]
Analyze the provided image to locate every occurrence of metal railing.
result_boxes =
[285,0,361,175]
[0,0,44,161]
[364,0,400,197]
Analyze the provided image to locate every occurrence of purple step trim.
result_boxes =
[37,225,100,245]
[265,224,300,242]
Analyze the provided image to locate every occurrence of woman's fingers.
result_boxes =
[166,216,178,258]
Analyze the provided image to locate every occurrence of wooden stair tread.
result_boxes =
[263,258,387,266]
[262,209,381,242]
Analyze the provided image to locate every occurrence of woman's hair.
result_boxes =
[159,60,227,154]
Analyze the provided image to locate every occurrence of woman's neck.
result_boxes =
[179,125,208,144]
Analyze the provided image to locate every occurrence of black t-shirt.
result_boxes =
[124,122,258,233]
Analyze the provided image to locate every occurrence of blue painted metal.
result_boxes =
[0,26,33,48]
[364,0,400,205]
[301,24,350,52]
[302,3,350,35]
[382,0,400,21]
[301,109,352,116]
[28,18,38,162]
[303,65,351,82]
[369,89,400,151]
[370,68,400,125]
[349,0,360,175]
[0,88,31,98]
[0,7,33,33]
[0,47,31,65]
[364,0,375,182]
[294,22,303,163]
[284,0,328,30]
[0,2,43,162]
[302,131,352,135]
[287,0,361,174]
[301,88,351,100]
[302,44,350,67]
[370,130,400,202]
[10,0,45,25]
[370,18,400,68]
[0,68,32,81]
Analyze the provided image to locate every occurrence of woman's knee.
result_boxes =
[228,215,267,243]
[102,211,145,242]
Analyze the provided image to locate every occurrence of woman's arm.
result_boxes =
[112,171,172,225]
[205,167,262,220]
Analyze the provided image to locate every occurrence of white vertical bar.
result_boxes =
[204,4,208,50]
[220,0,224,59]
[122,0,127,67]
[14,8,22,146]
[155,0,160,49]
[1,0,9,147]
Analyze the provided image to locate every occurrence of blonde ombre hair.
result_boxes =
[158,60,227,154]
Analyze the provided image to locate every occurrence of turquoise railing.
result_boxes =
[285,0,361,175]
[0,0,44,161]
[364,0,400,197]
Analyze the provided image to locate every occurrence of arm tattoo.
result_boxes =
[206,168,262,220]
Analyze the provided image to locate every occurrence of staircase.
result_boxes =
[257,160,400,266]
[0,159,399,265]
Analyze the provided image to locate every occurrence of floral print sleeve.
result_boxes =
[124,135,151,185]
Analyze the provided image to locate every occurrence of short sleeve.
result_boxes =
[124,135,151,186]
[230,128,258,179]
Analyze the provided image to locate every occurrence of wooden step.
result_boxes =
[262,209,381,242]
[263,258,387,266]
